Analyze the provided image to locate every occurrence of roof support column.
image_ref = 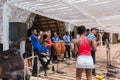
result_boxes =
[2,3,10,51]
[20,40,25,55]
[118,33,120,40]
[110,32,113,43]
[65,22,71,33]
[99,34,103,46]
[99,30,104,46]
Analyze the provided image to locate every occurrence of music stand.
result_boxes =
[106,40,111,67]
[56,54,64,74]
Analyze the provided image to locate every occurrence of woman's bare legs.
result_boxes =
[85,69,92,80]
[76,68,83,80]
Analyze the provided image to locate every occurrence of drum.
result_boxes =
[53,41,61,55]
[60,41,66,54]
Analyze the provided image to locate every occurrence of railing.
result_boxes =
[24,55,40,80]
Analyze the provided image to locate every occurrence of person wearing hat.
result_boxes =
[87,28,97,76]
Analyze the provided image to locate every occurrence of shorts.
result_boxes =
[76,55,94,69]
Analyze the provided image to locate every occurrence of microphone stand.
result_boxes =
[56,54,64,74]
[106,43,111,68]
[104,40,118,78]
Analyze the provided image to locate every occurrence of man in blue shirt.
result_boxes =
[87,28,97,41]
[30,28,50,75]
[85,29,90,37]
[63,31,71,60]
[30,28,42,52]
[30,28,48,54]
[87,28,97,76]
[52,32,60,42]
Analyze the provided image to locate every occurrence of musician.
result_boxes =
[51,32,60,62]
[73,26,96,80]
[52,32,60,42]
[39,40,50,70]
[63,31,71,60]
[30,28,50,75]
[30,28,42,52]
[38,30,43,43]
[45,33,52,57]
[87,28,97,76]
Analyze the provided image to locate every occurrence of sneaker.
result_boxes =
[32,73,37,77]
[63,58,66,61]
[92,73,97,76]
[52,65,55,71]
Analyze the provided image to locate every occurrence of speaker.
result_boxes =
[0,43,3,52]
[9,22,27,41]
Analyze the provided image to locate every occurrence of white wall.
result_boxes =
[0,1,31,43]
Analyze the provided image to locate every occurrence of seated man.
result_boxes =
[39,40,50,70]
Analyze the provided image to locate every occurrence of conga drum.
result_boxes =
[60,41,66,54]
[53,41,61,55]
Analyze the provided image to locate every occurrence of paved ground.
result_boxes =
[30,43,120,80]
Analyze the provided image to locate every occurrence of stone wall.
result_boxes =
[9,6,31,23]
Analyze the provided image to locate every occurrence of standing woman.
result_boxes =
[73,26,96,80]
[45,33,52,57]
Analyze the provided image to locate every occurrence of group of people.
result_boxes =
[29,27,72,75]
[29,26,98,80]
